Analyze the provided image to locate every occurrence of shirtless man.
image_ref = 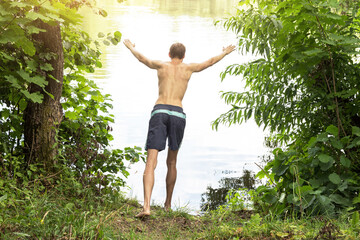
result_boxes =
[123,39,235,217]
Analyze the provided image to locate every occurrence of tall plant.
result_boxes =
[216,0,360,215]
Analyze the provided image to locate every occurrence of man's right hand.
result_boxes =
[123,39,135,49]
[223,45,236,55]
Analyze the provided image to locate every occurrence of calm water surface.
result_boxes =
[81,0,266,212]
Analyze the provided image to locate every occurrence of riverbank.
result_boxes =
[1,189,357,239]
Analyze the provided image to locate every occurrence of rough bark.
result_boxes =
[24,20,64,172]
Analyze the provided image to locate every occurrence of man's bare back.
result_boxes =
[123,39,235,108]
[155,60,192,107]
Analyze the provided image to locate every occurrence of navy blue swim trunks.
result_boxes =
[145,104,186,151]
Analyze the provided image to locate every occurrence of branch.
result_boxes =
[310,1,346,137]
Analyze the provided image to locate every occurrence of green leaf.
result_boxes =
[352,126,360,137]
[303,195,316,209]
[264,192,277,204]
[318,154,333,163]
[15,38,36,56]
[300,185,313,195]
[320,158,334,171]
[279,192,286,203]
[17,70,47,88]
[273,163,289,176]
[103,40,110,46]
[31,76,47,87]
[17,70,31,82]
[40,63,54,71]
[351,211,359,228]
[26,11,51,22]
[45,12,64,23]
[110,38,119,45]
[0,27,23,43]
[317,133,329,142]
[5,75,21,89]
[26,59,38,71]
[19,99,27,111]
[340,155,351,168]
[98,32,105,38]
[0,52,15,61]
[30,75,48,87]
[353,195,360,204]
[0,5,7,15]
[318,195,332,206]
[9,1,28,7]
[326,125,338,137]
[114,31,122,41]
[13,232,31,237]
[21,90,43,103]
[65,111,78,120]
[42,88,54,100]
[95,61,102,68]
[347,137,360,149]
[309,179,321,188]
[329,173,341,185]
[26,25,46,34]
[330,138,343,150]
[1,109,10,119]
[321,39,337,46]
[0,194,7,202]
[303,48,324,56]
[330,194,351,206]
[99,9,108,17]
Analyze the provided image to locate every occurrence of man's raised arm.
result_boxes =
[188,45,235,73]
[123,39,162,69]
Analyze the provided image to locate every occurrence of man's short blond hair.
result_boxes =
[169,43,186,59]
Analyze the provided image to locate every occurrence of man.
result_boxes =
[123,39,235,217]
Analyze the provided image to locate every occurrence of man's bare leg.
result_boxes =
[136,149,158,218]
[164,149,178,211]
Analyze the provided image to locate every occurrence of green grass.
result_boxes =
[1,186,360,239]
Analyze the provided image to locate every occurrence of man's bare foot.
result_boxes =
[135,210,150,218]
[164,204,171,212]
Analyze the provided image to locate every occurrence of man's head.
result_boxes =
[169,43,186,59]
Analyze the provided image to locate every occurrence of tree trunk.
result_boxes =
[24,20,64,172]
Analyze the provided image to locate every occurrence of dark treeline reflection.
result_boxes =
[120,0,236,18]
[155,0,236,17]
[200,170,256,211]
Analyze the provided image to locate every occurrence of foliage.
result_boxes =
[202,201,359,239]
[0,0,144,207]
[216,0,360,216]
[0,181,130,239]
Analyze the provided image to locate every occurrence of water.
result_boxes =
[81,0,267,213]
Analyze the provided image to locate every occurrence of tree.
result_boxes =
[216,0,360,215]
[24,19,63,171]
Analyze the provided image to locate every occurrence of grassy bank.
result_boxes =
[1,186,359,239]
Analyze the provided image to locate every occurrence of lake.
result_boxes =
[81,0,267,213]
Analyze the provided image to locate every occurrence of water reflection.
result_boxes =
[200,170,256,211]
[139,0,237,17]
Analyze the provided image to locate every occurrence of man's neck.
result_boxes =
[170,58,183,64]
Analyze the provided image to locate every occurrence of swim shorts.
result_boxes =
[145,104,186,151]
